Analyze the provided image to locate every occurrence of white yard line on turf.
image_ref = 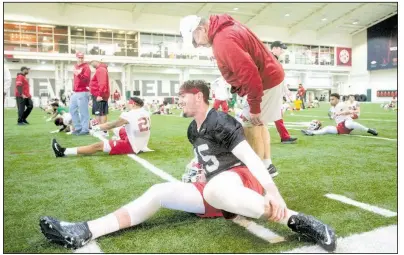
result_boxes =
[325,194,397,217]
[74,241,104,253]
[283,225,397,253]
[91,133,285,244]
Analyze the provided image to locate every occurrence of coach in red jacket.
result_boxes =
[15,66,33,125]
[70,52,91,135]
[90,60,110,128]
[180,14,283,176]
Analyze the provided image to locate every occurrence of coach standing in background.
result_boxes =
[15,66,33,125]
[270,41,297,144]
[4,66,12,104]
[298,84,306,109]
[90,59,110,136]
[70,52,91,135]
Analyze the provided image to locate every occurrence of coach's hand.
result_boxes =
[250,113,263,126]
[266,184,288,222]
[96,96,103,102]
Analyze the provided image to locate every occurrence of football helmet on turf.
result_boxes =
[182,158,206,183]
[308,120,322,131]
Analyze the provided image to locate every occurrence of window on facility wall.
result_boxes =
[310,46,319,65]
[71,44,87,54]
[37,25,53,34]
[54,25,68,35]
[71,27,85,37]
[320,46,331,66]
[329,47,335,65]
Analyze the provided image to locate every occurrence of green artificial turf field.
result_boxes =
[3,103,397,253]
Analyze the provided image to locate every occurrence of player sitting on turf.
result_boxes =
[40,80,336,252]
[346,94,360,119]
[302,93,377,136]
[51,97,151,157]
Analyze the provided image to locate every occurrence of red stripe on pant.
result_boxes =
[274,119,290,140]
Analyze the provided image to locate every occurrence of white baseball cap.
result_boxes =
[179,15,201,48]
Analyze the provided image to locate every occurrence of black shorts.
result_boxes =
[92,96,109,116]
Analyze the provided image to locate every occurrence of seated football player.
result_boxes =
[41,80,336,252]
[346,95,360,119]
[51,97,151,157]
[302,93,377,136]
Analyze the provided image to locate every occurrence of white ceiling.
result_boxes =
[68,2,397,35]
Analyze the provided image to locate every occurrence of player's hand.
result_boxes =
[250,113,263,126]
[96,96,103,102]
[265,184,288,222]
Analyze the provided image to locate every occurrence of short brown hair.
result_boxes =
[179,80,210,104]
[330,93,340,99]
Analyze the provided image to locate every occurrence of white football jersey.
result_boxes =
[332,102,351,124]
[211,77,230,100]
[346,101,360,111]
[120,108,151,153]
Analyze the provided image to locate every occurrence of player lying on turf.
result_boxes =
[346,94,360,119]
[40,80,337,252]
[51,97,151,156]
[301,93,377,136]
[52,117,98,134]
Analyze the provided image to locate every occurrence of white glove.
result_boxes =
[46,117,52,122]
[92,125,101,133]
[49,130,59,134]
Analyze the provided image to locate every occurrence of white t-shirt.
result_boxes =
[62,113,72,126]
[332,102,351,124]
[211,77,230,101]
[120,108,151,153]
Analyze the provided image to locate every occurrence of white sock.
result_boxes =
[263,159,272,168]
[65,147,78,156]
[87,213,120,240]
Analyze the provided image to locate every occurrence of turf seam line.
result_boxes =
[325,194,397,217]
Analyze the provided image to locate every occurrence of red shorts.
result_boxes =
[108,128,135,155]
[336,121,353,135]
[193,166,264,218]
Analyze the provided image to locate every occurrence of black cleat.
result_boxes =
[288,213,337,252]
[17,122,26,126]
[51,139,66,157]
[367,128,378,136]
[267,164,278,178]
[39,216,92,249]
[281,137,298,144]
[23,120,30,124]
[301,129,314,136]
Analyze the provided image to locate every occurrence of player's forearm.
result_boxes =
[231,141,275,190]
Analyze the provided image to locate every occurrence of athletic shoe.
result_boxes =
[39,216,92,249]
[23,120,30,124]
[287,213,337,252]
[71,130,82,135]
[77,131,89,136]
[367,128,378,136]
[17,122,26,126]
[51,139,66,157]
[281,137,298,144]
[267,164,278,178]
[301,130,314,136]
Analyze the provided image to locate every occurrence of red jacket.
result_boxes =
[298,87,306,97]
[73,62,91,92]
[90,63,110,100]
[15,73,31,98]
[208,14,285,114]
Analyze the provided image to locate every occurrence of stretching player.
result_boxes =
[40,81,336,252]
[346,94,360,119]
[302,93,377,136]
[51,97,151,157]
